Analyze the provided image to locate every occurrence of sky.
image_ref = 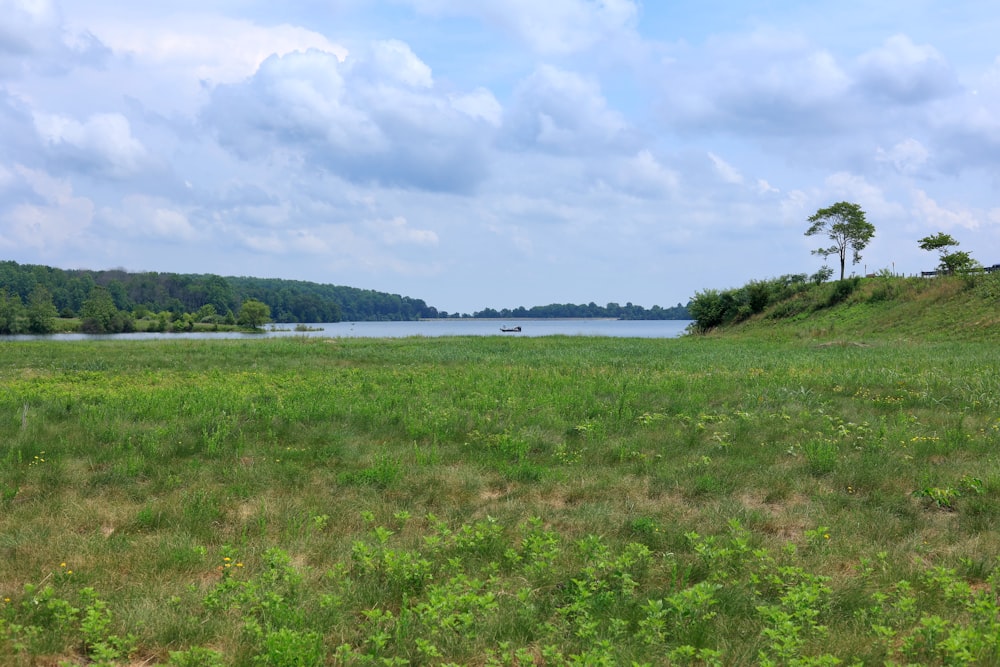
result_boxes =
[2,1,999,314]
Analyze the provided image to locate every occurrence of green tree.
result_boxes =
[805,202,875,280]
[195,304,219,323]
[918,232,980,275]
[80,286,130,333]
[238,299,271,330]
[0,289,25,334]
[26,286,58,334]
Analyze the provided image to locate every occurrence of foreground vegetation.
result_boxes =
[2,325,1000,664]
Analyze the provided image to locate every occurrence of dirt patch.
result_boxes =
[815,341,872,348]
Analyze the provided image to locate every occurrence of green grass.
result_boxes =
[1,332,1000,665]
[725,272,1000,342]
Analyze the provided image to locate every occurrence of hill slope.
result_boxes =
[693,272,1000,342]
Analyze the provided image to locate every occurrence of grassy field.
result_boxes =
[2,328,1000,665]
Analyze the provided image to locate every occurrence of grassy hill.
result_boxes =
[691,272,1000,342]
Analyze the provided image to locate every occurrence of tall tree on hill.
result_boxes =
[805,202,875,280]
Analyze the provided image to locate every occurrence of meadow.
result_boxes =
[2,333,1000,665]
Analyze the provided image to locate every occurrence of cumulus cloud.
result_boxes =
[101,195,198,240]
[661,29,852,136]
[599,150,678,198]
[402,0,639,55]
[855,35,959,104]
[86,16,347,86]
[875,138,929,174]
[0,0,109,76]
[240,228,332,256]
[202,44,498,193]
[0,0,61,57]
[911,189,981,231]
[0,165,94,250]
[926,58,1000,171]
[33,112,150,178]
[823,171,906,220]
[502,65,638,154]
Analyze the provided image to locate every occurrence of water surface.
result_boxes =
[8,319,693,341]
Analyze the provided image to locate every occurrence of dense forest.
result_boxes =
[0,260,689,334]
[0,261,434,329]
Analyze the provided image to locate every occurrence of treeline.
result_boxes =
[473,301,690,320]
[0,261,437,330]
[0,260,690,335]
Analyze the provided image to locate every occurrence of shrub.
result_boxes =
[824,277,860,307]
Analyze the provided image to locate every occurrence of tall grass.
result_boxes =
[1,334,999,664]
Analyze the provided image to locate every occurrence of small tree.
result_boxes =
[26,286,58,334]
[918,232,980,275]
[0,289,25,334]
[805,202,875,280]
[238,299,271,330]
[80,286,120,333]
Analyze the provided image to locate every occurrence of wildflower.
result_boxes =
[824,534,830,540]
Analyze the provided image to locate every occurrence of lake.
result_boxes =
[8,319,693,341]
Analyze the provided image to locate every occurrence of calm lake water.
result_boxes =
[9,319,693,341]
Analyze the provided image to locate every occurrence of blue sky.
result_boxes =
[2,0,998,314]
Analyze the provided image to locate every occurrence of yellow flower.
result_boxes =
[60,562,67,568]
[824,534,830,540]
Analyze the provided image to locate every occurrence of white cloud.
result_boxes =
[662,28,852,135]
[0,0,109,76]
[707,152,743,184]
[0,0,61,56]
[33,112,149,178]
[86,17,348,85]
[503,65,637,154]
[449,88,503,126]
[403,0,639,55]
[366,216,439,246]
[756,179,779,195]
[0,165,94,250]
[102,195,198,240]
[602,150,678,198]
[855,35,958,103]
[241,228,332,256]
[875,138,929,174]
[911,189,981,231]
[202,47,496,192]
[926,58,1000,170]
[366,39,432,88]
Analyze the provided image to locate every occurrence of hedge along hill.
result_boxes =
[690,272,1000,343]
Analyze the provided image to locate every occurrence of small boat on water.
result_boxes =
[500,325,522,332]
